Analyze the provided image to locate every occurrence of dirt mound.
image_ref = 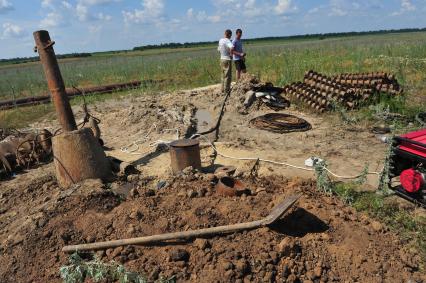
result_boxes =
[0,171,423,282]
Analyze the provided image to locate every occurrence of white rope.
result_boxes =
[193,134,382,180]
[120,125,179,155]
[119,130,382,180]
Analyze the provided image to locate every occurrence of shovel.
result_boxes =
[62,194,301,253]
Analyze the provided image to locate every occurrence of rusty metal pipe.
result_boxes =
[33,30,77,132]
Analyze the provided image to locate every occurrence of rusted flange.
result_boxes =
[169,139,202,174]
[216,176,249,197]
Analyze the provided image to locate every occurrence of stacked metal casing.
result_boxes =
[284,70,402,112]
[332,72,401,95]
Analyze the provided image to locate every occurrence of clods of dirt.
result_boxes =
[0,171,424,282]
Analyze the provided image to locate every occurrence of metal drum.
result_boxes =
[169,139,202,174]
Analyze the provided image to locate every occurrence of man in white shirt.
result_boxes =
[218,29,234,94]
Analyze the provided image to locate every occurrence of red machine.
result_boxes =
[390,129,426,208]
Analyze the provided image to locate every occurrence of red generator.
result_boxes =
[390,129,426,208]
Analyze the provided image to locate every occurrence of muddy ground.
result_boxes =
[0,79,425,282]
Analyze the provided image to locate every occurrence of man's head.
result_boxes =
[224,29,232,39]
[236,29,242,40]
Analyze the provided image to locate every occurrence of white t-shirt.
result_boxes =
[218,38,234,60]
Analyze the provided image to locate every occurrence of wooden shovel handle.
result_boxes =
[62,194,300,253]
[63,220,264,253]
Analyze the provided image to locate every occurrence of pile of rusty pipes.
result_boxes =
[284,70,402,112]
[0,129,53,178]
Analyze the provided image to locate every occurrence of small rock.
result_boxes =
[130,210,143,220]
[287,274,298,283]
[129,188,139,198]
[221,260,234,271]
[282,263,290,278]
[169,248,190,262]
[224,269,235,278]
[43,230,52,238]
[86,235,95,243]
[156,181,169,190]
[197,187,207,197]
[127,226,135,235]
[111,247,123,258]
[263,271,274,282]
[187,189,197,198]
[305,270,315,280]
[96,250,105,258]
[145,189,155,197]
[37,218,47,228]
[204,173,216,182]
[313,266,322,278]
[235,260,250,275]
[278,238,295,256]
[269,252,279,264]
[149,267,160,281]
[182,166,194,175]
[194,238,210,250]
[127,174,139,182]
[371,221,383,232]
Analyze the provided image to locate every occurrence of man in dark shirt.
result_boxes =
[232,29,246,80]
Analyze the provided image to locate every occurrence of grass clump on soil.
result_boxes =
[60,253,175,283]
[336,183,426,263]
[314,163,426,264]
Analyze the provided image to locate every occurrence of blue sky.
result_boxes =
[0,0,425,59]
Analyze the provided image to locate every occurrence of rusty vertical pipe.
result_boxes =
[169,139,202,174]
[33,30,77,132]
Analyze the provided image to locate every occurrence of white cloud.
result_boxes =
[96,12,112,21]
[328,0,348,16]
[76,3,90,21]
[0,0,13,13]
[41,0,53,8]
[330,7,347,16]
[392,0,416,15]
[275,0,292,15]
[187,8,194,18]
[80,0,120,5]
[39,0,113,27]
[40,12,64,28]
[122,0,164,24]
[62,1,72,9]
[2,23,25,39]
[401,0,415,11]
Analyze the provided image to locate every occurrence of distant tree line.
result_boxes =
[133,41,215,51]
[133,27,426,50]
[2,27,425,64]
[0,53,92,65]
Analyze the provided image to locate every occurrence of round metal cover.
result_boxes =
[170,139,199,148]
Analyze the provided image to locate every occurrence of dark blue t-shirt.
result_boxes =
[232,39,243,61]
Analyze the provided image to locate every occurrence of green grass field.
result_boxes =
[1,31,426,128]
[1,31,426,101]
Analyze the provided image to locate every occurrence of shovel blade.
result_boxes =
[262,194,301,226]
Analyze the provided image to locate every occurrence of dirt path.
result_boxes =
[1,84,424,282]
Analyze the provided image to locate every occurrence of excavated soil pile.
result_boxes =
[0,168,423,283]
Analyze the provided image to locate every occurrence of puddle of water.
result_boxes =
[195,109,212,132]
